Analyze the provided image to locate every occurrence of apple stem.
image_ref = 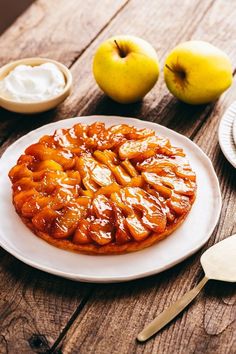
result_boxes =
[165,64,175,73]
[165,64,186,80]
[114,40,126,58]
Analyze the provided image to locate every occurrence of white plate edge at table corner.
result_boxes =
[218,102,236,169]
[0,115,222,283]
[232,111,236,146]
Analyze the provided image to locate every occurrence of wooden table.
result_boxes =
[0,1,235,353]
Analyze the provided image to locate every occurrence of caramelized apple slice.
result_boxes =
[32,207,59,232]
[121,159,138,177]
[110,191,133,214]
[92,195,113,220]
[137,196,167,233]
[118,138,152,160]
[83,176,100,192]
[93,150,117,168]
[112,165,131,185]
[94,183,121,197]
[143,171,195,197]
[119,135,170,160]
[136,155,177,173]
[9,164,32,182]
[75,196,92,208]
[73,123,88,138]
[125,214,150,241]
[87,122,119,150]
[76,156,99,191]
[21,195,51,218]
[175,165,196,181]
[87,122,106,137]
[50,187,74,210]
[80,189,94,198]
[126,128,155,140]
[76,156,114,190]
[13,177,37,193]
[162,176,195,196]
[159,145,185,157]
[52,204,82,238]
[113,204,132,244]
[17,154,35,166]
[93,150,131,185]
[89,219,113,245]
[118,187,167,233]
[167,193,191,215]
[108,124,135,135]
[53,128,81,149]
[36,171,67,194]
[39,134,57,147]
[33,160,63,172]
[64,170,81,185]
[142,172,172,198]
[73,220,91,244]
[127,175,144,188]
[91,164,115,186]
[25,143,74,169]
[51,189,90,211]
[14,189,37,211]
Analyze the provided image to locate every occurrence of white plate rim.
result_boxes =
[0,115,222,283]
[233,111,236,147]
[218,101,236,169]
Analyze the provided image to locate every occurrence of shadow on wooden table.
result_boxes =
[0,92,216,153]
[78,92,215,137]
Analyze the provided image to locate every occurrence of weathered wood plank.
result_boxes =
[0,250,94,354]
[0,0,129,67]
[0,1,130,353]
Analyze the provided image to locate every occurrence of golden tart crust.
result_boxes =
[9,122,197,254]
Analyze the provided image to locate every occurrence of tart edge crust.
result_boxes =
[18,194,195,255]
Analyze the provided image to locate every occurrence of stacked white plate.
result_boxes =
[218,101,236,168]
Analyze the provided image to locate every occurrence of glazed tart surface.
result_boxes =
[9,122,197,254]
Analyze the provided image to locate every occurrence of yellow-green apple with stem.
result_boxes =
[93,35,159,104]
[164,40,233,104]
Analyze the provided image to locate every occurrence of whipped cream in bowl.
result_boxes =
[0,58,72,114]
[0,63,66,102]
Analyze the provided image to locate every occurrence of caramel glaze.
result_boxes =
[9,122,197,254]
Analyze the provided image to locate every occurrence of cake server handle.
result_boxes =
[137,276,208,342]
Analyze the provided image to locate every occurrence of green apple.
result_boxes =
[164,40,233,104]
[93,35,159,103]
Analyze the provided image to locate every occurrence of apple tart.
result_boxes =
[9,122,197,254]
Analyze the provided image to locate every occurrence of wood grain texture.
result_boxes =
[0,250,93,354]
[0,0,129,67]
[0,0,235,353]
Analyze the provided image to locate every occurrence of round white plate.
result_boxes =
[0,116,222,283]
[218,102,236,168]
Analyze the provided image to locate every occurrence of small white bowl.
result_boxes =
[0,57,72,114]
